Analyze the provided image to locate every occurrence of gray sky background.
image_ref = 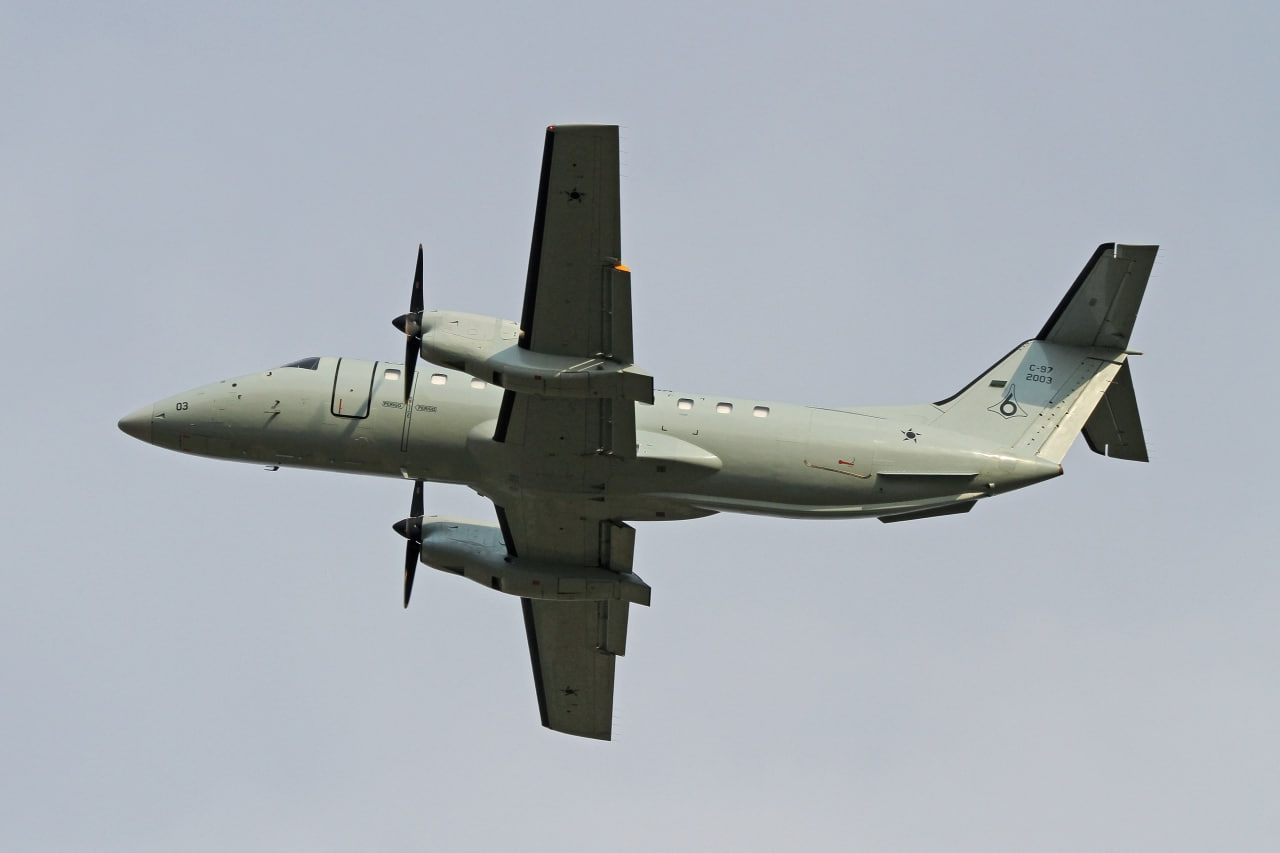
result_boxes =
[4,2,1278,850]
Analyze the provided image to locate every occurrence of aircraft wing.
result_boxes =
[519,124,632,360]
[495,125,649,740]
[519,598,627,740]
[497,504,641,740]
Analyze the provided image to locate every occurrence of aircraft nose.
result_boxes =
[118,405,154,443]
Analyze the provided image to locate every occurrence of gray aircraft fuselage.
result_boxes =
[119,355,1061,523]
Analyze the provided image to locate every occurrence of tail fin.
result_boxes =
[930,243,1156,464]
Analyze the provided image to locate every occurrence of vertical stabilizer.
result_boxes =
[1037,243,1157,349]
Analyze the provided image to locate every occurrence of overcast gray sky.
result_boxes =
[4,2,1278,850]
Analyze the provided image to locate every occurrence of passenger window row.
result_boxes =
[677,397,769,418]
[382,368,487,390]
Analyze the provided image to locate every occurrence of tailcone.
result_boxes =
[999,454,1064,493]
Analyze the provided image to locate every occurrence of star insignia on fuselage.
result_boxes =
[563,187,586,203]
[561,686,578,696]
[902,429,921,442]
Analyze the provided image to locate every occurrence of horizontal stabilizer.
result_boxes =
[1082,359,1148,461]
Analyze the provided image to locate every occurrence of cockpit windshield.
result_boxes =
[279,357,321,370]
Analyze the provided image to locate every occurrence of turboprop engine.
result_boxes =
[393,516,652,606]
[414,310,654,402]
[391,246,652,402]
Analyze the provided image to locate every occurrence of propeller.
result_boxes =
[392,479,425,608]
[392,245,425,403]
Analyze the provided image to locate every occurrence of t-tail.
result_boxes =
[929,243,1156,464]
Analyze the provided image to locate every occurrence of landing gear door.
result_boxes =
[331,358,376,418]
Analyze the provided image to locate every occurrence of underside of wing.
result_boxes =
[495,390,637,466]
[494,124,652,740]
[521,124,633,361]
[501,504,644,740]
[521,598,630,740]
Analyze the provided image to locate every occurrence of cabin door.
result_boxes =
[331,358,376,418]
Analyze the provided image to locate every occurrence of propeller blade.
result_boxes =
[410,477,424,518]
[402,334,418,404]
[400,479,424,609]
[403,545,418,608]
[397,245,425,403]
[410,243,424,313]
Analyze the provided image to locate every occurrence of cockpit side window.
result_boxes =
[280,357,321,370]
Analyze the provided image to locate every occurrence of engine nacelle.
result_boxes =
[418,310,654,403]
[417,518,651,606]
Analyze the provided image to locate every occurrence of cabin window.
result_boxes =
[677,398,694,411]
[752,406,770,418]
[280,357,320,370]
[470,378,486,389]
[384,368,401,381]
[430,374,448,385]
[716,402,733,414]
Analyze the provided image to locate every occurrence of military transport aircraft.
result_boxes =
[119,124,1156,740]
